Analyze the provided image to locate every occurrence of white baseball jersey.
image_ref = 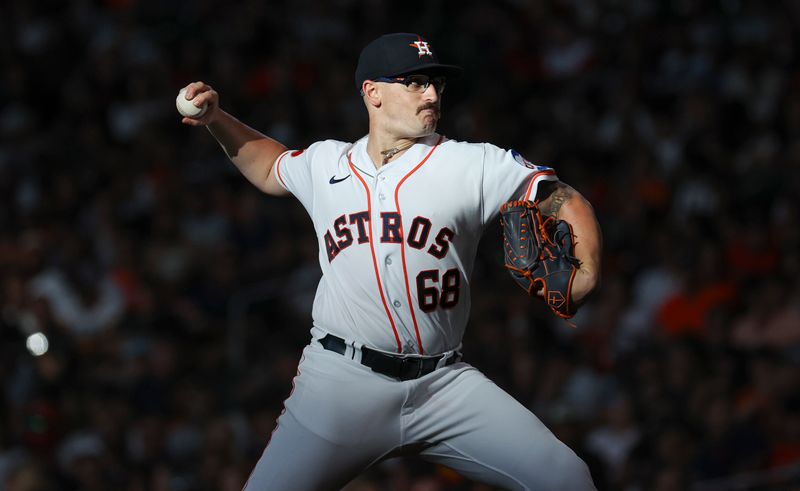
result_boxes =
[274,133,557,355]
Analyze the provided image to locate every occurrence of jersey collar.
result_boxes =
[354,133,441,178]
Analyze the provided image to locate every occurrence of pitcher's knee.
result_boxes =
[518,442,595,490]
[544,446,596,490]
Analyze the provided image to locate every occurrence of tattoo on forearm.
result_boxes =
[538,182,572,218]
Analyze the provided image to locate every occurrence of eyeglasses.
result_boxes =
[374,74,447,94]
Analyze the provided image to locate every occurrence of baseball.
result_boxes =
[176,87,207,118]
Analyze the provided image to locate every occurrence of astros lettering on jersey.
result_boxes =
[274,133,557,355]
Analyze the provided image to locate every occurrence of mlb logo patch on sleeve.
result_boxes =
[511,149,551,172]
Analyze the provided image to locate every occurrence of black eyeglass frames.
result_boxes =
[374,74,447,94]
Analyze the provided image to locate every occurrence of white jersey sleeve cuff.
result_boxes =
[273,149,293,192]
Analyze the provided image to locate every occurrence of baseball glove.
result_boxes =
[500,200,581,319]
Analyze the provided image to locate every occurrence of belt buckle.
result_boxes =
[399,357,422,381]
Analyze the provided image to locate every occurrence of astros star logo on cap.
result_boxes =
[409,36,433,57]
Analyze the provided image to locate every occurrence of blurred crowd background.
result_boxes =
[2,0,800,490]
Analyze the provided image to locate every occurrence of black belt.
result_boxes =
[318,334,460,381]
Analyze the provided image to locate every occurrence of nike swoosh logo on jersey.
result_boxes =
[329,174,351,184]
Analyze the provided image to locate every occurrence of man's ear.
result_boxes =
[362,80,381,107]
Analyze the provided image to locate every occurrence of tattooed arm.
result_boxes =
[536,181,602,304]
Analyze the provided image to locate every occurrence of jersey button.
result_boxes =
[393,300,401,308]
[379,193,386,200]
[385,257,392,265]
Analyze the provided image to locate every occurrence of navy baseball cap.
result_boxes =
[355,33,463,90]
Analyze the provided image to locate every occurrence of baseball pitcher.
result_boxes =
[178,33,601,490]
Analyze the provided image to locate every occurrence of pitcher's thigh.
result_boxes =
[420,378,596,491]
[243,345,402,491]
[243,409,380,491]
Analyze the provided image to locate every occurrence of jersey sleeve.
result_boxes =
[480,143,558,225]
[273,142,324,211]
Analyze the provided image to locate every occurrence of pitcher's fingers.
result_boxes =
[185,81,211,99]
[191,89,216,108]
[181,116,207,126]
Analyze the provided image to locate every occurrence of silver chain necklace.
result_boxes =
[380,140,416,164]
